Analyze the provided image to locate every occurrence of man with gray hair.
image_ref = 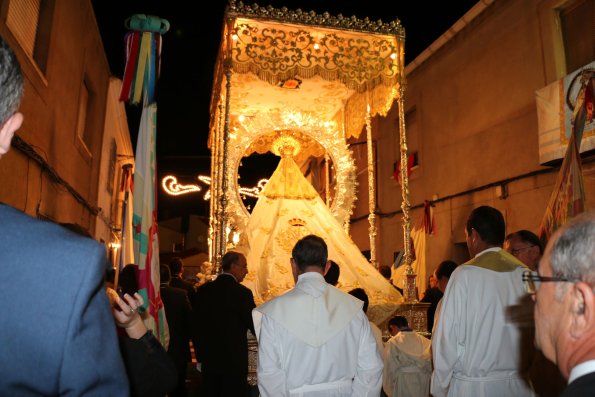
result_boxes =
[0,35,129,394]
[529,212,595,396]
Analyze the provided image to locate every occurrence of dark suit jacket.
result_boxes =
[560,371,595,397]
[0,204,129,395]
[421,286,443,332]
[170,276,196,300]
[161,284,193,365]
[193,273,256,376]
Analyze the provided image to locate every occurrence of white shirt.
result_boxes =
[369,320,384,358]
[431,249,535,397]
[383,330,432,397]
[253,272,384,396]
[568,360,595,384]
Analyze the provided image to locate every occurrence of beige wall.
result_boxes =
[0,0,121,240]
[350,0,595,278]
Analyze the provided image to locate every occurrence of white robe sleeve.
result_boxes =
[256,314,288,397]
[383,342,396,397]
[431,271,466,397]
[352,312,384,396]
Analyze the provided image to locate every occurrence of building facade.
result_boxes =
[349,0,595,281]
[0,0,133,257]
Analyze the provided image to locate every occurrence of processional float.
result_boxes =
[207,1,425,331]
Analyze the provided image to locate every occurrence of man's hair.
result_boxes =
[291,235,328,271]
[379,265,392,279]
[221,251,243,272]
[466,206,505,246]
[348,287,369,313]
[0,36,24,125]
[436,260,458,281]
[324,260,340,286]
[550,212,595,288]
[169,257,183,274]
[506,229,543,255]
[160,264,172,284]
[388,315,408,329]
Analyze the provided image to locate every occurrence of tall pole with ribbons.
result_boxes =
[119,14,170,347]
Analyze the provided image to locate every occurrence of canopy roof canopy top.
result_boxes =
[209,0,406,147]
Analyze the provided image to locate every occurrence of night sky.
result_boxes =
[92,0,478,219]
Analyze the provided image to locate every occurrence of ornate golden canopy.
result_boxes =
[208,0,406,265]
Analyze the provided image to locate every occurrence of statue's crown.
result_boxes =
[288,217,306,226]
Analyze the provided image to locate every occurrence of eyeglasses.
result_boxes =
[510,245,535,256]
[522,270,570,294]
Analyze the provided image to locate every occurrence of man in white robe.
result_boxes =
[431,206,535,397]
[383,316,432,397]
[253,234,384,396]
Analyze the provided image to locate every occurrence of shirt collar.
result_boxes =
[568,360,595,384]
[220,272,238,282]
[475,246,501,258]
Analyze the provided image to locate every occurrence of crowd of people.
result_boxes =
[2,33,595,397]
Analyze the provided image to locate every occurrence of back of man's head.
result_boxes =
[324,260,340,286]
[436,260,458,281]
[388,315,408,330]
[221,251,242,272]
[292,235,328,272]
[466,206,505,246]
[160,264,172,284]
[379,265,392,280]
[506,229,544,255]
[169,257,183,275]
[0,36,23,126]
[348,288,369,313]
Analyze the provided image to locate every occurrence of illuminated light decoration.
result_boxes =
[163,174,269,200]
[162,175,202,196]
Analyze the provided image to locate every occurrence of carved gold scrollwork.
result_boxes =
[230,22,400,93]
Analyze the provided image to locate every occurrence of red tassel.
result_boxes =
[119,32,141,102]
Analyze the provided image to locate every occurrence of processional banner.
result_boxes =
[120,16,170,348]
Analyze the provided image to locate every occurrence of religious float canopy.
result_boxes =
[208,1,417,323]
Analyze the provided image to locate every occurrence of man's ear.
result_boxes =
[569,282,595,339]
[0,112,23,155]
[323,261,331,275]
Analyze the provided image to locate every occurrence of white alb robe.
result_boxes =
[253,272,384,396]
[383,330,432,397]
[431,248,535,397]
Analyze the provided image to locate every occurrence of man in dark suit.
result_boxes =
[531,212,595,397]
[193,251,256,397]
[170,256,196,299]
[0,35,128,394]
[160,264,193,397]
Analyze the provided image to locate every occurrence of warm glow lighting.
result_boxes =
[162,175,202,196]
[313,43,320,50]
[163,174,268,200]
[232,34,239,41]
[390,53,397,59]
[109,242,121,249]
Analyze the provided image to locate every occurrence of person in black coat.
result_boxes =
[169,256,196,300]
[421,274,443,332]
[160,264,194,397]
[193,251,256,397]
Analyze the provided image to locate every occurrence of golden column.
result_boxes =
[397,84,416,302]
[365,104,378,268]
